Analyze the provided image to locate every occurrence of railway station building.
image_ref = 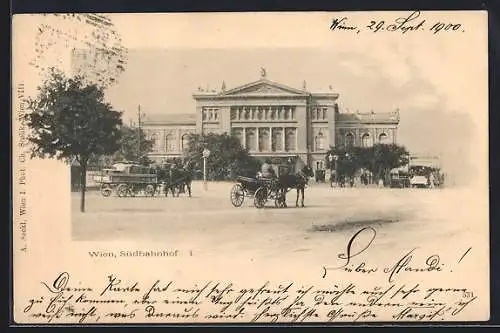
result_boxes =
[142,69,400,173]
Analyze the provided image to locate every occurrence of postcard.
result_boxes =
[12,11,489,323]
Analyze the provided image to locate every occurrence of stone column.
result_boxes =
[327,105,336,148]
[242,127,246,149]
[296,103,308,153]
[255,128,259,151]
[162,130,167,152]
[177,129,181,152]
[282,127,286,151]
[269,127,273,152]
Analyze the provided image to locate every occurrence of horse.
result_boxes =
[277,165,314,208]
[159,162,194,198]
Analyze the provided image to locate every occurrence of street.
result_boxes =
[72,181,485,267]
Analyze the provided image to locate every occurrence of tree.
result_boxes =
[25,69,123,212]
[185,133,261,180]
[325,143,409,185]
[110,125,154,165]
[370,144,410,184]
[324,146,358,180]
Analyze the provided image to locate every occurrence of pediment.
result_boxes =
[222,79,308,96]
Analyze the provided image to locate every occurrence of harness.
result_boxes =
[295,169,310,187]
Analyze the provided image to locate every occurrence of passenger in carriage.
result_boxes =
[258,159,276,179]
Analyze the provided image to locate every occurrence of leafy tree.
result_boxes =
[324,146,358,179]
[185,133,262,180]
[370,143,410,184]
[25,69,123,212]
[325,143,409,185]
[109,125,153,165]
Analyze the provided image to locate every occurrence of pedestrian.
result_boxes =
[429,172,435,189]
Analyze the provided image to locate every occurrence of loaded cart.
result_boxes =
[94,162,159,197]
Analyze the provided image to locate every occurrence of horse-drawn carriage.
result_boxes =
[94,161,193,198]
[230,176,287,208]
[94,162,158,197]
[233,164,314,208]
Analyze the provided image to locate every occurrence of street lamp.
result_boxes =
[328,153,339,187]
[137,105,146,163]
[202,148,211,190]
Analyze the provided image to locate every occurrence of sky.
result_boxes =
[13,12,488,186]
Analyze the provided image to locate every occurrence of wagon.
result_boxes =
[94,162,159,197]
[230,176,286,208]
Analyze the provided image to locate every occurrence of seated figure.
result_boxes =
[259,161,276,179]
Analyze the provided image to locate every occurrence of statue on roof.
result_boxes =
[302,80,307,90]
[260,66,267,78]
[221,80,226,91]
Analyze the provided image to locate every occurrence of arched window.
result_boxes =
[315,132,325,151]
[165,133,176,152]
[379,133,389,144]
[259,128,270,151]
[246,128,256,151]
[285,128,296,152]
[150,133,159,151]
[345,132,355,147]
[361,133,373,147]
[181,134,190,151]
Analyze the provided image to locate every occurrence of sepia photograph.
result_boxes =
[12,11,489,324]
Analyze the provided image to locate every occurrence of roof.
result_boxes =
[142,113,196,126]
[410,156,440,168]
[193,78,338,99]
[336,111,400,124]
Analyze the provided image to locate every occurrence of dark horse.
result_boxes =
[277,165,314,207]
[156,163,193,197]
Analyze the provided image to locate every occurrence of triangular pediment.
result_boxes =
[221,79,308,96]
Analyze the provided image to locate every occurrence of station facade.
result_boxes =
[142,70,400,172]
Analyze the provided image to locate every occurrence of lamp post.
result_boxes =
[202,148,210,190]
[329,153,339,187]
[137,105,146,163]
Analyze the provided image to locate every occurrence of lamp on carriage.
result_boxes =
[202,148,211,190]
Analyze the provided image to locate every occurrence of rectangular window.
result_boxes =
[285,128,296,152]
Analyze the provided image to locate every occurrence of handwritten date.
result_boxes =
[330,11,464,35]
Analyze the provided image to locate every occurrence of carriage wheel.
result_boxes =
[117,184,128,197]
[145,185,156,197]
[128,185,137,197]
[100,184,112,197]
[230,184,245,207]
[254,187,268,209]
[274,193,286,208]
